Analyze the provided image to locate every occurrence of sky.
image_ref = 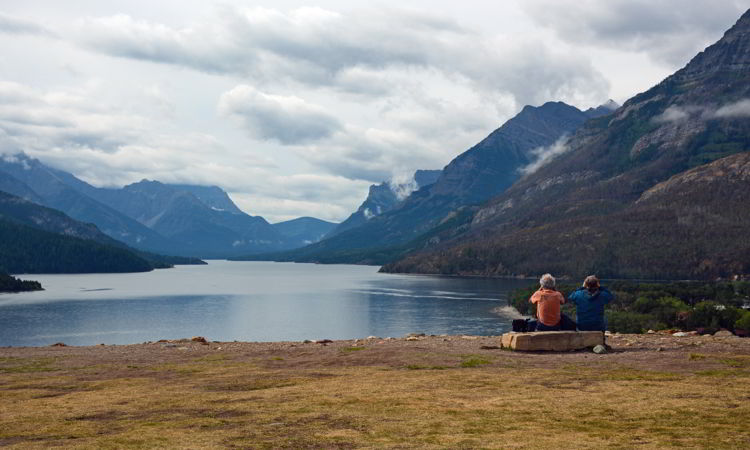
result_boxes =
[0,0,748,223]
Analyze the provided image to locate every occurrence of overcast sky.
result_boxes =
[0,0,747,222]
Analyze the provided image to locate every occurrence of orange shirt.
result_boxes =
[529,288,565,326]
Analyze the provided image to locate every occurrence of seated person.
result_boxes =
[529,273,576,331]
[568,275,614,332]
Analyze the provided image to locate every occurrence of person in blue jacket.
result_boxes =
[568,275,614,331]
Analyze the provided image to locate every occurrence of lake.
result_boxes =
[1,261,535,346]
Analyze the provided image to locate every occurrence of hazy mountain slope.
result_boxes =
[272,217,338,246]
[106,180,285,257]
[0,155,178,253]
[169,184,246,215]
[3,158,294,257]
[0,170,44,204]
[383,9,750,280]
[0,190,205,268]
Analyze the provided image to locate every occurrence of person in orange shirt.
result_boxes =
[529,273,576,331]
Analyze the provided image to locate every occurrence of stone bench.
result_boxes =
[501,331,603,351]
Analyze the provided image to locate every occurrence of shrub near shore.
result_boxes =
[510,281,750,334]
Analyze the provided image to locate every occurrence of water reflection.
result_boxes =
[0,261,534,346]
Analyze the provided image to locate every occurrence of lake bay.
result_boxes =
[1,261,534,346]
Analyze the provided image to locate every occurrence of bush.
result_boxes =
[686,301,743,332]
[632,296,689,328]
[606,310,664,334]
[735,310,750,331]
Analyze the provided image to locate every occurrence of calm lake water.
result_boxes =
[1,261,534,347]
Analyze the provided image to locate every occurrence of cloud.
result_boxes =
[0,13,55,37]
[522,0,748,66]
[714,99,750,118]
[653,105,699,123]
[653,99,750,123]
[388,172,420,201]
[68,6,609,108]
[520,136,571,175]
[218,85,342,144]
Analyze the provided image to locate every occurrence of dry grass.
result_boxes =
[1,339,749,449]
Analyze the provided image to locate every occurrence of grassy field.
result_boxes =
[1,335,749,449]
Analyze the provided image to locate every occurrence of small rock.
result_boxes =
[314,339,333,344]
[405,336,420,341]
[714,329,734,337]
[647,329,656,334]
[50,342,67,347]
[672,332,689,337]
[302,339,312,343]
[191,336,208,343]
[407,333,426,338]
[604,331,613,336]
[177,346,189,350]
[461,335,479,340]
[592,344,607,354]
[657,347,664,352]
[161,343,177,348]
[216,347,222,350]
[366,336,379,340]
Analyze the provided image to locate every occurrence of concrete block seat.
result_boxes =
[501,331,603,351]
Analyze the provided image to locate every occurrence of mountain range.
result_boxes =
[0,155,337,258]
[382,9,750,280]
[0,190,203,273]
[234,99,618,264]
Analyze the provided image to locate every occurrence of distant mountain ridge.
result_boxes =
[272,217,337,246]
[0,154,337,258]
[0,190,204,271]
[0,155,178,253]
[382,9,750,280]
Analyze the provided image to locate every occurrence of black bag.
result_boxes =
[512,318,537,332]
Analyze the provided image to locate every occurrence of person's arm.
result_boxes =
[600,287,614,304]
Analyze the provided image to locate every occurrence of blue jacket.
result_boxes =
[568,287,613,331]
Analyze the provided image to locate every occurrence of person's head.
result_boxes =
[584,275,600,292]
[540,273,556,289]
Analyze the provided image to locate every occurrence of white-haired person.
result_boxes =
[529,273,577,331]
[568,275,614,332]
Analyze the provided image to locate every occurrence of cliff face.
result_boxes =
[383,9,750,280]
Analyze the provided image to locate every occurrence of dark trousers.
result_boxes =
[537,314,577,331]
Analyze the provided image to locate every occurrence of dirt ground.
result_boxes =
[1,333,749,448]
[2,332,748,374]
